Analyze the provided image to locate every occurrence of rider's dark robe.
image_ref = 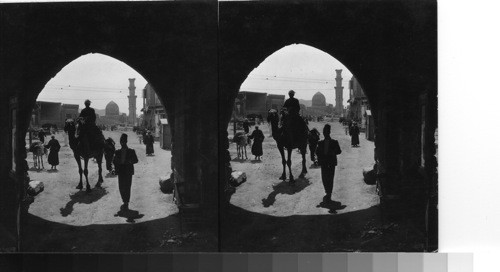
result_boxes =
[283,97,300,115]
[79,107,97,125]
[77,107,101,152]
[283,97,307,147]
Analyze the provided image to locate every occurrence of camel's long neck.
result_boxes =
[270,117,279,131]
[67,126,77,142]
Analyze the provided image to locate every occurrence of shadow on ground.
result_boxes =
[316,200,347,214]
[60,187,108,217]
[114,208,145,223]
[262,177,311,208]
[21,213,218,252]
[221,204,428,252]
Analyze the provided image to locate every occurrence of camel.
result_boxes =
[29,141,47,170]
[268,108,309,182]
[233,132,250,160]
[64,118,105,192]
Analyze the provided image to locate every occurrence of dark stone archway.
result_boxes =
[0,0,437,252]
[0,2,218,250]
[218,0,437,250]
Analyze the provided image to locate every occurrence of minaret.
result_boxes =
[335,69,344,115]
[128,78,137,126]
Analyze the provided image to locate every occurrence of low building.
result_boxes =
[347,76,370,130]
[31,101,79,129]
[141,83,167,139]
[266,94,285,112]
[240,91,267,118]
[61,104,79,121]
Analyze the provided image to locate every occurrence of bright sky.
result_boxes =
[37,45,355,115]
[239,44,354,107]
[37,53,148,115]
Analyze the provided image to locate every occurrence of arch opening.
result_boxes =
[20,53,178,252]
[225,44,376,216]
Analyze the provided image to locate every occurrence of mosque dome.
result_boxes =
[312,92,326,107]
[105,101,120,116]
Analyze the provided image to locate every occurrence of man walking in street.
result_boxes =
[113,133,139,212]
[316,124,342,203]
[349,121,360,147]
[45,135,60,171]
[144,130,155,156]
[248,125,265,161]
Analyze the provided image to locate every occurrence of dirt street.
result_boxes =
[229,121,379,216]
[24,130,216,252]
[223,120,384,251]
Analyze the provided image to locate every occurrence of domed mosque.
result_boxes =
[98,101,127,125]
[306,92,333,116]
[105,101,120,116]
[312,92,327,107]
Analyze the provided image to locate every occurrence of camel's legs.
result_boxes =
[299,147,307,178]
[83,158,91,192]
[40,153,44,169]
[287,148,294,182]
[278,144,287,180]
[96,152,104,186]
[75,153,84,190]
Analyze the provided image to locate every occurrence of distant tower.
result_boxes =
[128,78,137,125]
[335,69,344,115]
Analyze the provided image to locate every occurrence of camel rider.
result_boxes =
[282,90,307,145]
[78,99,98,152]
[79,99,97,125]
[283,90,300,116]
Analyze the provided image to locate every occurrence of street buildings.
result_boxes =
[30,101,79,129]
[347,76,374,140]
[141,83,167,139]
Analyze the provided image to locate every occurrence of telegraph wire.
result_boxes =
[45,84,128,91]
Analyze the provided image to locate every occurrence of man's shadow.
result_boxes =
[114,209,145,223]
[262,177,311,208]
[316,200,347,214]
[60,187,108,217]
